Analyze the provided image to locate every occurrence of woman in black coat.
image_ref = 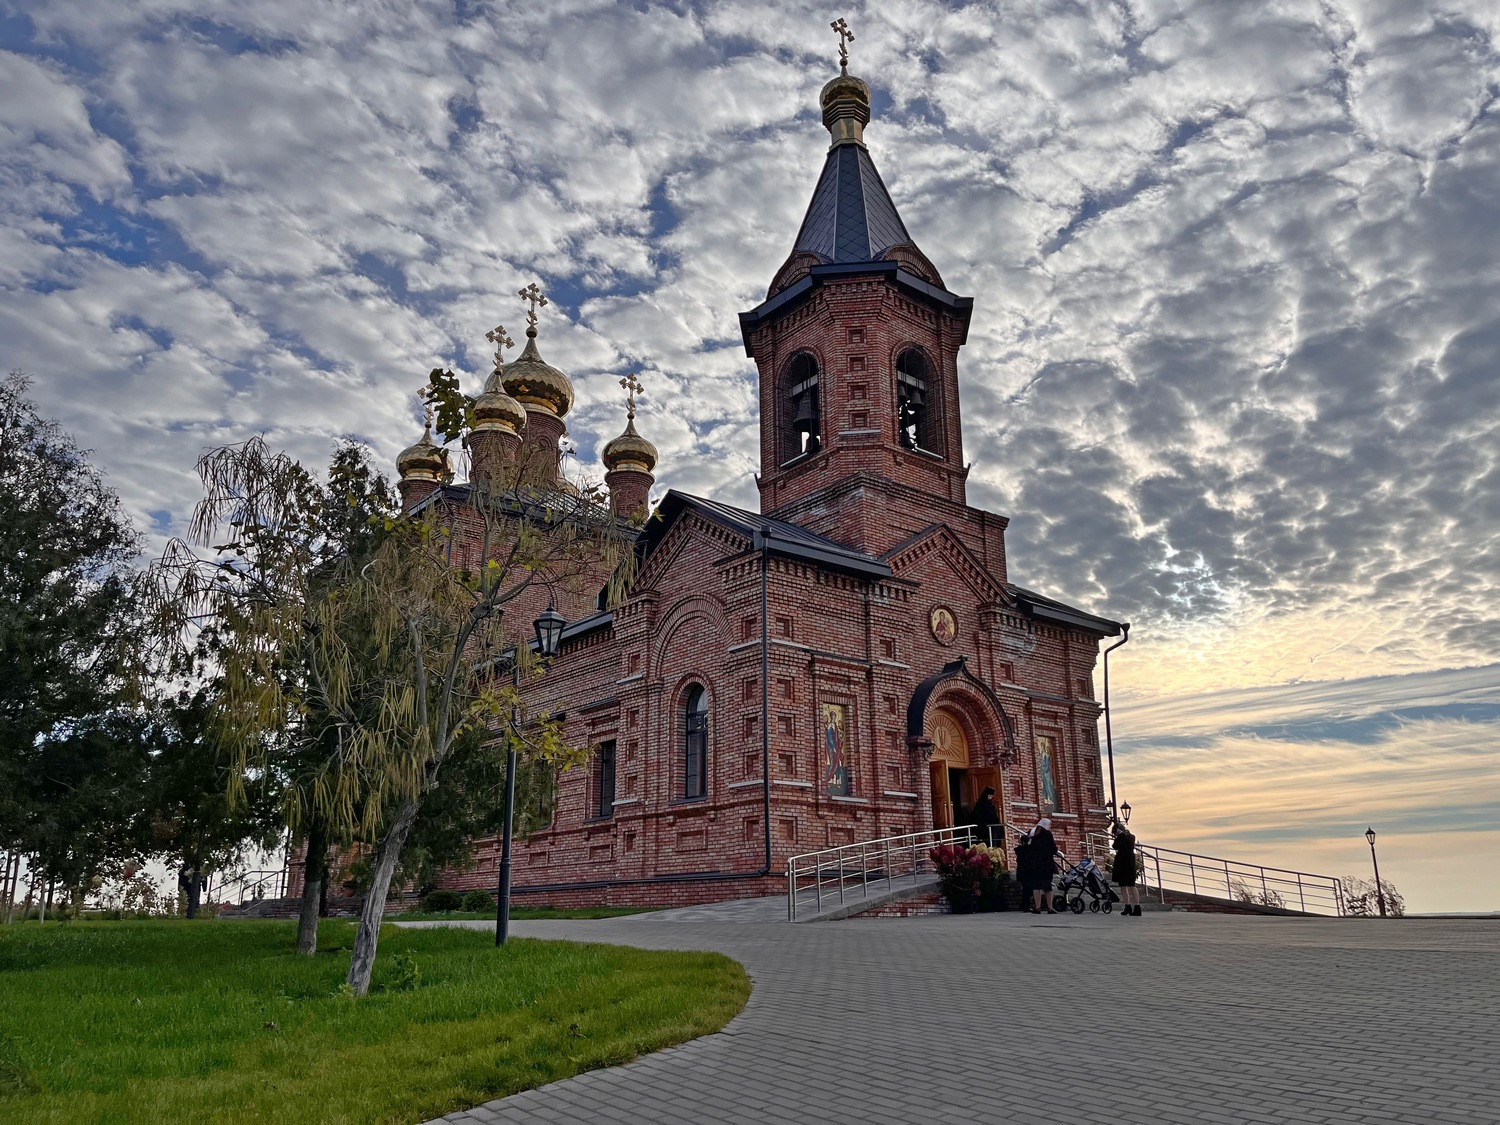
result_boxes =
[1023,818,1060,914]
[972,787,1003,850]
[1112,821,1141,917]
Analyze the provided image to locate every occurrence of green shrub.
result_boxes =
[387,951,422,991]
[420,889,464,913]
[461,889,494,913]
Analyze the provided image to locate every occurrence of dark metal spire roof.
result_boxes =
[791,143,915,264]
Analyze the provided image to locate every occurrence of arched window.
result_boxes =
[782,352,821,461]
[896,348,939,453]
[683,685,709,799]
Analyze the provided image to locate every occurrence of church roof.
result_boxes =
[639,490,893,580]
[1007,584,1124,637]
[791,143,915,265]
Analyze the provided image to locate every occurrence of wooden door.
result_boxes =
[929,761,953,828]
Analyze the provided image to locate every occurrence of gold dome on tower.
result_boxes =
[602,371,657,473]
[500,282,574,418]
[602,416,658,474]
[396,417,448,483]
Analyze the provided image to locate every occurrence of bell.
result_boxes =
[792,394,819,434]
[903,383,926,409]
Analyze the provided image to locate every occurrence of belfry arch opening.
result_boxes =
[896,347,940,454]
[783,352,821,461]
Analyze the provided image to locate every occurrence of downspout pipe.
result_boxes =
[1101,623,1131,815]
[758,531,772,878]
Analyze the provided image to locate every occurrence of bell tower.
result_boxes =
[739,31,974,552]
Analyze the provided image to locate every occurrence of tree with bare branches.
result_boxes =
[149,394,633,994]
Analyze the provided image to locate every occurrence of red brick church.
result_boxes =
[376,55,1125,907]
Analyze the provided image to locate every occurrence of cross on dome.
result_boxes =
[620,372,644,421]
[830,17,854,75]
[517,283,548,335]
[485,323,514,368]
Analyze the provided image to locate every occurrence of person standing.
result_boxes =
[1112,820,1141,917]
[1023,818,1060,914]
[972,786,1004,850]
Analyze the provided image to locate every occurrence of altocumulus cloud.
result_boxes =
[3,1,1498,892]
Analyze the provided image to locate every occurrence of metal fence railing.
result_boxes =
[786,825,976,921]
[212,867,288,906]
[1084,832,1345,916]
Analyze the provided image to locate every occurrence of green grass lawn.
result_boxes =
[0,919,749,1124]
[391,905,655,922]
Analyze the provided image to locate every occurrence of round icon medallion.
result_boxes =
[930,606,957,646]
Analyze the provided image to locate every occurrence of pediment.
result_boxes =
[881,524,1007,606]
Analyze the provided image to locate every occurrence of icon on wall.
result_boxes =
[823,702,851,797]
[930,606,957,646]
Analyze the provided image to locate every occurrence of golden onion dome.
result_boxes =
[500,327,574,418]
[396,421,448,482]
[820,72,871,144]
[472,383,527,433]
[602,416,657,474]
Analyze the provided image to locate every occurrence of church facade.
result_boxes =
[383,60,1125,908]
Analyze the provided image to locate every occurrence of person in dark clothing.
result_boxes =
[1023,818,1060,913]
[972,787,1004,850]
[1112,820,1141,917]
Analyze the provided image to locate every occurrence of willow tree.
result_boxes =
[146,438,397,954]
[152,409,633,994]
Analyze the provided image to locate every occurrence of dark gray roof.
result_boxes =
[1007,584,1125,637]
[639,490,893,580]
[792,143,915,264]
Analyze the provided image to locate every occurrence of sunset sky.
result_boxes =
[4,0,1496,912]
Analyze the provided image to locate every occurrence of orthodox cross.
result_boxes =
[831,17,854,74]
[517,282,548,333]
[619,371,643,421]
[484,323,514,367]
[422,403,435,433]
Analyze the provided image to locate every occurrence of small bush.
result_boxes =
[420,890,464,914]
[460,890,494,913]
[1342,875,1405,918]
[387,951,422,992]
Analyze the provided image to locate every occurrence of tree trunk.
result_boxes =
[1,852,12,923]
[41,880,52,924]
[346,795,420,997]
[184,868,202,919]
[296,819,328,955]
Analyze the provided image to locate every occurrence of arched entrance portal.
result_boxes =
[928,710,969,829]
[909,658,1016,836]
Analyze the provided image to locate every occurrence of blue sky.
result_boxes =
[3,0,1497,911]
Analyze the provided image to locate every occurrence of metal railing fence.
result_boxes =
[212,868,288,906]
[786,825,976,920]
[1083,831,1345,916]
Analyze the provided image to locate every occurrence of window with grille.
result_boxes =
[683,685,708,799]
[595,740,617,818]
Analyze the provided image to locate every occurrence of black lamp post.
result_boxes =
[495,603,566,946]
[1121,800,1132,825]
[1365,826,1387,918]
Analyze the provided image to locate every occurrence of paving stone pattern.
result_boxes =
[422,912,1500,1125]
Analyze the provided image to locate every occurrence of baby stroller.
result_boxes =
[1057,857,1118,914]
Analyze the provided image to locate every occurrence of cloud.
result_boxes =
[1113,664,1500,913]
[0,3,1496,682]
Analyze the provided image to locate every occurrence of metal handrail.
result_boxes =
[786,825,977,920]
[1083,831,1345,916]
[212,868,288,906]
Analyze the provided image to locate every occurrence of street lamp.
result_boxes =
[1365,826,1387,918]
[1121,800,1131,825]
[533,603,565,660]
[495,603,567,946]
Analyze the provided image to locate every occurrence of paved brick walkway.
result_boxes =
[418,912,1500,1124]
